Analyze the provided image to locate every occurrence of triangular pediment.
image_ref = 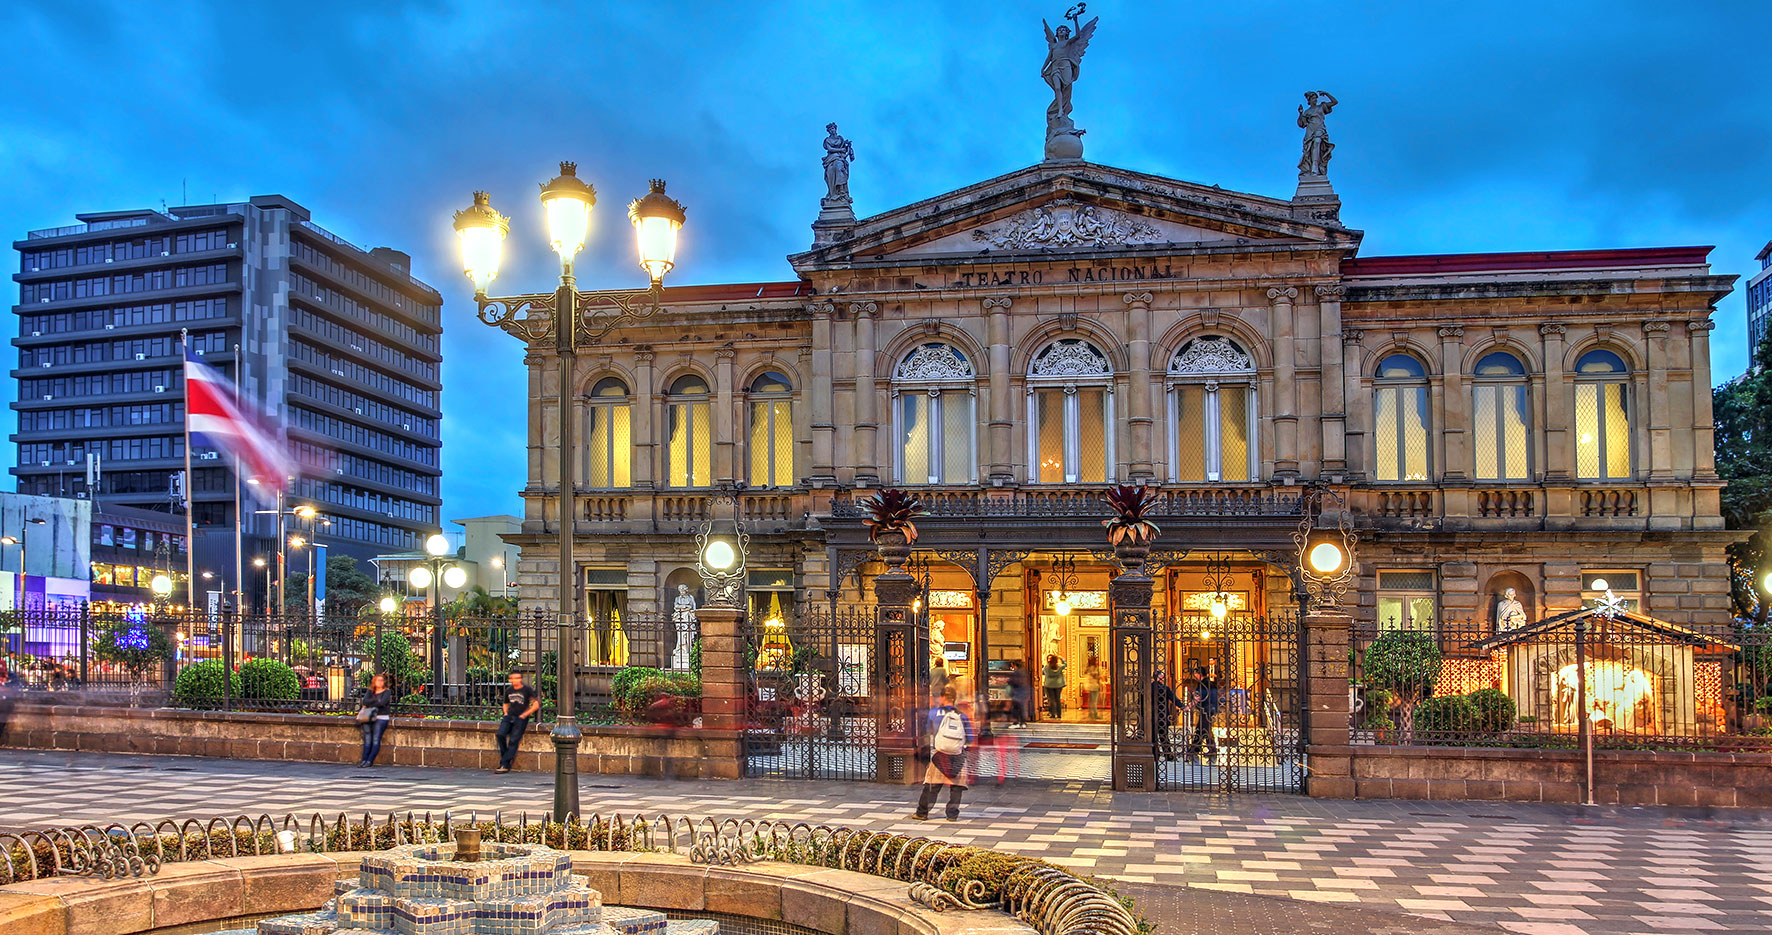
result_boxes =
[790,161,1360,273]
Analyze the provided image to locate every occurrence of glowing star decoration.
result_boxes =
[1593,589,1629,620]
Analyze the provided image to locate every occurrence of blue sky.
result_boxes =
[4,1,1769,522]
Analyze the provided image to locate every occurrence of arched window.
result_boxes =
[1166,336,1256,482]
[666,373,711,488]
[1374,353,1430,482]
[1026,339,1112,484]
[585,377,631,489]
[1471,351,1530,481]
[748,371,794,488]
[892,343,976,484]
[1574,349,1631,480]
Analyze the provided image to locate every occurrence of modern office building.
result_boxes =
[1748,240,1772,358]
[11,195,444,602]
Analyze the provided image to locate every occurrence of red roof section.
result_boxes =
[659,281,809,302]
[1343,246,1713,277]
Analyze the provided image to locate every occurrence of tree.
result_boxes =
[284,555,379,616]
[1714,332,1772,620]
[1361,630,1442,744]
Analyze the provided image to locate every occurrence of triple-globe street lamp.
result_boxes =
[408,533,467,704]
[452,162,686,821]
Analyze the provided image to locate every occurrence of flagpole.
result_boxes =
[232,344,246,648]
[180,329,196,616]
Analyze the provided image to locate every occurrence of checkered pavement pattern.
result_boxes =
[3,749,1770,935]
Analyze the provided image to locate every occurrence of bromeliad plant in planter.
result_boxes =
[1102,485,1161,565]
[860,488,925,571]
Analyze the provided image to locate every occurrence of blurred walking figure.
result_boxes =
[1081,656,1103,720]
[1042,655,1067,719]
[1185,664,1220,762]
[1151,667,1183,761]
[1006,660,1031,727]
[357,673,393,768]
[912,685,973,821]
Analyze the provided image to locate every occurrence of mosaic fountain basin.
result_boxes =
[212,840,716,935]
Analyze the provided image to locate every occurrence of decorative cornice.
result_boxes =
[1642,320,1671,335]
[1539,323,1567,337]
[1687,319,1717,333]
[1437,326,1464,339]
[981,296,1014,311]
[1123,291,1154,307]
[1266,286,1299,302]
[809,301,836,319]
[1314,284,1345,300]
[849,301,878,318]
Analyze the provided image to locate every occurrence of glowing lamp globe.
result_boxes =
[1053,593,1073,617]
[1762,571,1772,595]
[628,179,686,284]
[1307,542,1345,575]
[1589,577,1609,592]
[378,597,397,614]
[1210,598,1228,620]
[442,566,468,590]
[540,161,596,261]
[702,539,737,571]
[150,574,173,597]
[453,191,508,294]
[425,533,451,557]
[408,565,434,590]
[1201,629,1212,640]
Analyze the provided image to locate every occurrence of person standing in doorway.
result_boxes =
[1151,667,1183,761]
[1042,655,1067,719]
[494,671,540,774]
[912,685,973,821]
[358,674,393,768]
[1081,657,1103,720]
[1185,664,1219,762]
[1007,660,1031,727]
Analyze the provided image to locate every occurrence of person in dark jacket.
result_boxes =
[358,674,393,768]
[1006,660,1031,727]
[1186,665,1220,761]
[1152,667,1184,761]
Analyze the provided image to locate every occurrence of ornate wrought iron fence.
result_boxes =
[742,604,879,780]
[1148,611,1304,793]
[1349,614,1772,751]
[0,809,1141,935]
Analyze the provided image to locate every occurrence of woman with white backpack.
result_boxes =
[912,684,973,821]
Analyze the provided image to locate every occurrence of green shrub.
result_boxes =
[1361,688,1395,729]
[1414,694,1479,737]
[397,691,429,714]
[611,666,700,719]
[1361,630,1442,742]
[1467,688,1517,733]
[172,660,240,707]
[92,617,173,678]
[359,631,426,690]
[238,658,299,701]
[465,665,493,685]
[1755,696,1772,716]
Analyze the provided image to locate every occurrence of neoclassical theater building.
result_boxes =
[508,136,1735,720]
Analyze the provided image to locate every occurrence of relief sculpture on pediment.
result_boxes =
[971,199,1160,250]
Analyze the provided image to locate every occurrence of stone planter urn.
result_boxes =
[1112,537,1152,569]
[874,529,912,571]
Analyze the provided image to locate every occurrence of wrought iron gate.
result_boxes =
[1146,611,1304,792]
[741,604,879,780]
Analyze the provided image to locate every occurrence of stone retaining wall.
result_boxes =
[1307,743,1772,806]
[0,852,1030,935]
[0,699,742,780]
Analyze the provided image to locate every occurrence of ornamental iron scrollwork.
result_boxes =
[695,485,750,608]
[475,293,558,345]
[1292,485,1358,610]
[985,548,1032,587]
[931,549,980,587]
[475,284,668,351]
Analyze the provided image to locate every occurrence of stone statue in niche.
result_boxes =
[1495,587,1527,631]
[671,583,698,670]
[821,123,854,205]
[1040,5,1099,161]
[1297,90,1339,177]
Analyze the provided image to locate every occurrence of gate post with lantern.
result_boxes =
[1296,485,1359,798]
[873,561,925,784]
[1109,567,1157,791]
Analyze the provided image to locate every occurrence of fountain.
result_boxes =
[215,829,718,935]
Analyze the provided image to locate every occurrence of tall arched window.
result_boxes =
[1471,351,1530,480]
[893,343,976,484]
[1374,353,1430,482]
[585,377,631,489]
[748,371,794,488]
[1026,339,1112,484]
[1574,348,1631,480]
[1166,336,1256,482]
[666,373,711,488]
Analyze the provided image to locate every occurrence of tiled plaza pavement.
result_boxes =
[3,750,1771,935]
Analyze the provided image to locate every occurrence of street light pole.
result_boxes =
[453,165,686,823]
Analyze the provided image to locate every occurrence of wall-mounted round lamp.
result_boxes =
[1307,541,1346,576]
[702,539,737,572]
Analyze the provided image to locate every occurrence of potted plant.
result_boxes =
[860,488,924,571]
[1102,485,1161,565]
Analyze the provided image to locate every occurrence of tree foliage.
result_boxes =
[1361,630,1442,743]
[1714,334,1772,618]
[284,555,379,615]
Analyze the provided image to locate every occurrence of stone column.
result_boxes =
[1109,563,1156,791]
[810,302,837,486]
[1689,318,1718,478]
[852,302,880,485]
[693,603,746,778]
[631,348,655,489]
[1437,326,1467,483]
[1124,292,1156,481]
[1341,331,1366,479]
[984,297,1014,485]
[1643,320,1674,480]
[1539,323,1570,481]
[1317,285,1347,474]
[713,344,736,484]
[1302,608,1354,797]
[874,556,925,784]
[1269,287,1301,477]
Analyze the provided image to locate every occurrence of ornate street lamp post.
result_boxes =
[453,164,686,821]
[408,533,467,703]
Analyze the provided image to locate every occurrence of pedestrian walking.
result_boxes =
[1185,664,1219,762]
[1151,667,1183,761]
[1081,657,1103,720]
[357,674,393,768]
[494,671,540,774]
[1041,655,1067,719]
[1006,660,1031,727]
[930,658,949,703]
[912,685,973,821]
